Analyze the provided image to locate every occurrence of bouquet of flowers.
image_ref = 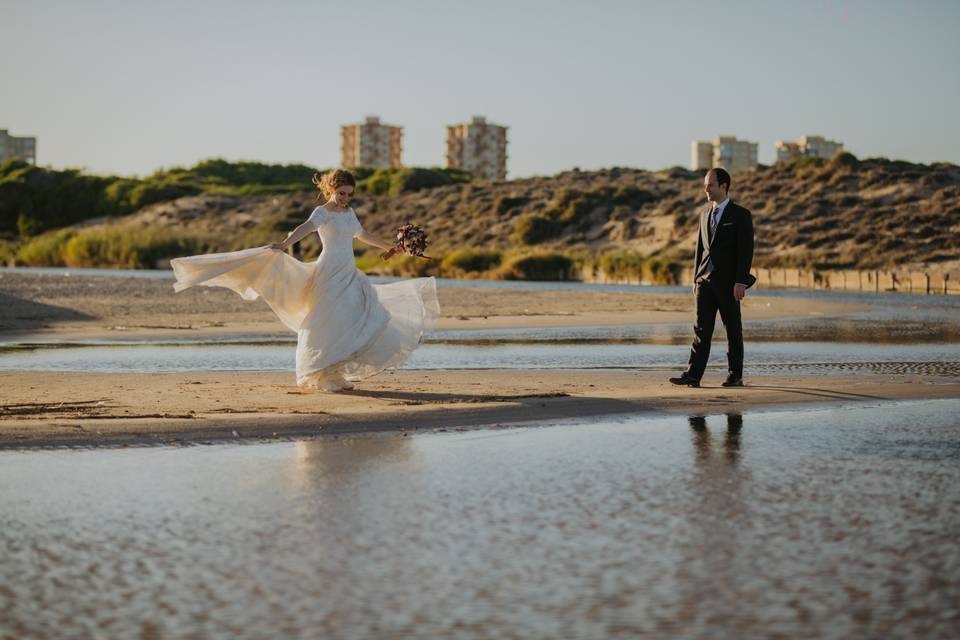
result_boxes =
[393,223,431,259]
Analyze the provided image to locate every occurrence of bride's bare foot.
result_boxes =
[333,373,354,390]
[317,379,342,392]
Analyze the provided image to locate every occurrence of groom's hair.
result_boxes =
[712,168,731,192]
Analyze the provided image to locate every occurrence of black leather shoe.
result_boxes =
[669,375,700,388]
[721,375,744,387]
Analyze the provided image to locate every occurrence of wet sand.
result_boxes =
[3,369,958,448]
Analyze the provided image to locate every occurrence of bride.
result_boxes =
[170,169,440,392]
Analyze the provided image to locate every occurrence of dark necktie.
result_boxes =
[709,206,720,238]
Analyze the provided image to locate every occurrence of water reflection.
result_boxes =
[2,401,959,637]
[288,436,417,494]
[683,412,751,628]
[286,437,421,560]
[689,413,743,467]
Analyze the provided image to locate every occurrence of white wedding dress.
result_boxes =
[170,206,440,389]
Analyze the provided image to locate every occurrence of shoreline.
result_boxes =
[3,369,958,449]
[2,271,957,450]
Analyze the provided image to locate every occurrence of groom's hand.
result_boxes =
[733,283,747,301]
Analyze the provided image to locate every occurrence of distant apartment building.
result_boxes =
[691,136,758,173]
[340,116,402,168]
[775,135,844,163]
[692,142,713,172]
[0,129,37,164]
[446,116,508,180]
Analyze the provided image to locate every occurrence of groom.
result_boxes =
[670,167,755,388]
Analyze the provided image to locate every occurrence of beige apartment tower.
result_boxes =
[0,129,37,164]
[691,136,758,173]
[341,116,403,168]
[446,116,508,180]
[775,135,844,163]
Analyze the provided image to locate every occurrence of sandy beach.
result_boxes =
[2,271,957,447]
[0,271,866,339]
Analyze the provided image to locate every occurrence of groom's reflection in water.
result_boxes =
[679,413,750,610]
[689,413,743,466]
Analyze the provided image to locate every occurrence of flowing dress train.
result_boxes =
[170,206,439,388]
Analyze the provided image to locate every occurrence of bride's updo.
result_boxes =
[312,169,356,202]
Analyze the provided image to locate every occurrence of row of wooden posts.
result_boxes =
[748,268,959,295]
[581,266,960,295]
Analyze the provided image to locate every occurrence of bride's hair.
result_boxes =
[312,169,356,202]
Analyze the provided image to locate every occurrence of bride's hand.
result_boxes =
[266,242,285,251]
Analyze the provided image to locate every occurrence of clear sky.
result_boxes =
[3,0,959,178]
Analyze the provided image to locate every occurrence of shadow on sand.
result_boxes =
[733,384,886,401]
[341,389,571,404]
[0,292,95,333]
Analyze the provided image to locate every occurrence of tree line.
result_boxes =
[0,159,472,238]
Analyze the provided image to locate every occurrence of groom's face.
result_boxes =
[704,171,727,203]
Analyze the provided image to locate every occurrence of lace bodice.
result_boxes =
[307,206,363,262]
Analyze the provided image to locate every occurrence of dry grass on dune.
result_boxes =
[18,155,960,273]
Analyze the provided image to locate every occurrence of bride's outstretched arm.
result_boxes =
[266,221,315,251]
[356,230,399,259]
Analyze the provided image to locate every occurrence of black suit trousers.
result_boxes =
[686,278,744,379]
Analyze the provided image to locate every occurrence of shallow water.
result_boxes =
[2,400,959,638]
[2,340,959,376]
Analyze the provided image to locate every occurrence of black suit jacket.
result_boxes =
[693,200,755,287]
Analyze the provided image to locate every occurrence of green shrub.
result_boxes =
[207,183,305,196]
[2,166,119,236]
[513,213,561,245]
[595,251,682,284]
[15,228,77,266]
[0,159,30,179]
[103,178,140,213]
[17,212,44,236]
[357,168,393,196]
[598,250,646,280]
[524,185,653,241]
[0,239,17,265]
[126,180,203,210]
[555,196,596,224]
[187,158,318,186]
[441,249,502,273]
[829,152,859,169]
[790,157,825,172]
[389,167,453,196]
[612,185,656,206]
[643,257,683,284]
[494,195,529,215]
[502,253,574,281]
[61,225,203,268]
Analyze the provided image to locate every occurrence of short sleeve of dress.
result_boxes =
[351,209,364,238]
[306,207,325,228]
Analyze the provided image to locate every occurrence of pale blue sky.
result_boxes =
[3,0,959,178]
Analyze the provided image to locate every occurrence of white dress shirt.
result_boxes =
[710,197,730,229]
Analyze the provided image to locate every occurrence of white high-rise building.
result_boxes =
[341,116,403,168]
[776,135,844,163]
[691,136,758,173]
[691,141,713,171]
[446,116,508,180]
